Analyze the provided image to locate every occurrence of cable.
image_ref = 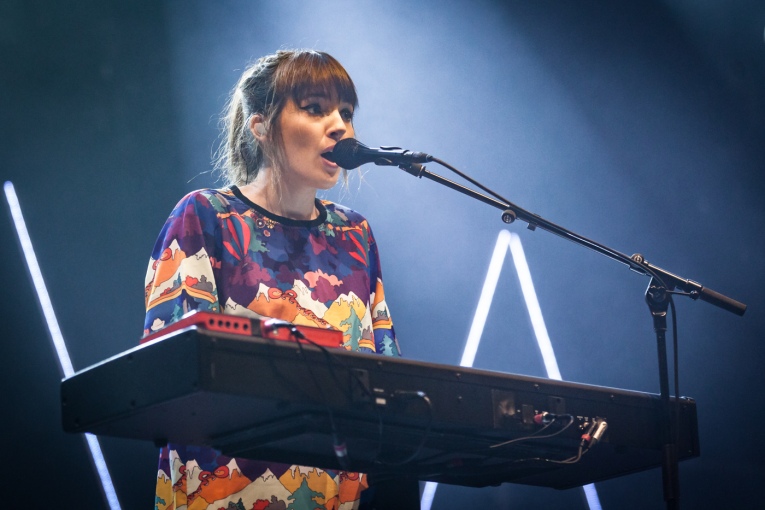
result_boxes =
[265,322,388,471]
[426,157,666,283]
[290,327,433,468]
[517,418,608,466]
[286,325,350,470]
[489,414,575,450]
[293,328,387,458]
[430,157,515,211]
[374,390,434,466]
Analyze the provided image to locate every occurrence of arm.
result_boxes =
[143,191,222,336]
[367,223,402,357]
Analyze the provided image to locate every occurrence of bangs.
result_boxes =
[273,50,358,108]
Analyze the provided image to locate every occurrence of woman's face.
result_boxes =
[275,91,355,194]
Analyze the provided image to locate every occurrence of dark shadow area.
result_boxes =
[2,1,763,508]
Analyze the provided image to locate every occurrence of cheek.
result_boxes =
[278,111,309,149]
[289,124,315,153]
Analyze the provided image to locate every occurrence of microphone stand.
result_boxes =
[395,160,747,509]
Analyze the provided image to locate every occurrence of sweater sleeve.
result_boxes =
[366,222,402,357]
[143,191,222,336]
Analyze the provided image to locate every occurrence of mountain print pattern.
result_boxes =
[144,187,400,509]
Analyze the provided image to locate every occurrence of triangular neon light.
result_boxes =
[421,230,601,510]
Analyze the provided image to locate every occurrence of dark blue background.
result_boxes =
[2,1,763,508]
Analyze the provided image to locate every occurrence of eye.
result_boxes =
[341,108,354,122]
[300,103,323,115]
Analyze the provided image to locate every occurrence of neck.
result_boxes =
[240,168,318,221]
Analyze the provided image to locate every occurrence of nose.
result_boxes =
[326,109,349,141]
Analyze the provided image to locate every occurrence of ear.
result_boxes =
[248,114,267,141]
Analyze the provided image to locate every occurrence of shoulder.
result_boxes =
[320,200,370,228]
[170,188,244,216]
[177,188,236,208]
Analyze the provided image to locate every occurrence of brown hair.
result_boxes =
[215,49,358,187]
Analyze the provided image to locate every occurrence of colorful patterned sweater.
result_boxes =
[144,187,400,510]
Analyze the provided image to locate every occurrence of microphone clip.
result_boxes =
[398,162,426,178]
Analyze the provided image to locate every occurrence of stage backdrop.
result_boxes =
[2,1,763,508]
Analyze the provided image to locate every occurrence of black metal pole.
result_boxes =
[646,279,680,509]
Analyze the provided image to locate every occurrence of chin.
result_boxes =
[318,171,343,189]
[318,178,341,191]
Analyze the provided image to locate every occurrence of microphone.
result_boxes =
[326,138,433,169]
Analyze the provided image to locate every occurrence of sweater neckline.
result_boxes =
[230,185,328,228]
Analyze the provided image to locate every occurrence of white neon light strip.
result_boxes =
[421,230,601,510]
[507,232,562,381]
[459,229,511,368]
[420,481,439,509]
[3,181,122,510]
[583,484,603,510]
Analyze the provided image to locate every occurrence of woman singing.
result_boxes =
[143,50,415,509]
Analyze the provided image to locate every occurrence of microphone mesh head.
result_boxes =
[332,138,364,169]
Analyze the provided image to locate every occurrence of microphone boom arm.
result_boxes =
[397,161,746,316]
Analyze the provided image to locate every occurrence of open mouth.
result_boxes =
[321,151,336,163]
